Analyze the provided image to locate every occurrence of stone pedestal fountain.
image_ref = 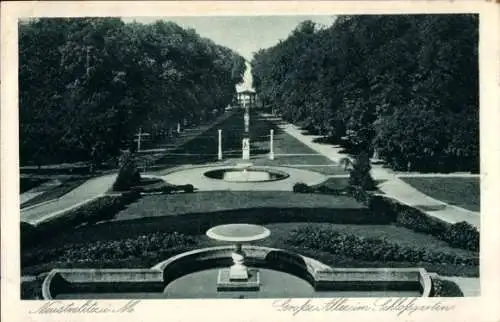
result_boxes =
[206,224,270,291]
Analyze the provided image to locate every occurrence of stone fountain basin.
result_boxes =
[160,165,327,191]
[204,167,289,183]
[42,246,433,299]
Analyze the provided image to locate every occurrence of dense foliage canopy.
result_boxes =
[19,18,246,166]
[251,15,479,172]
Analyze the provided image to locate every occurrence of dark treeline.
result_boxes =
[251,15,479,172]
[19,18,246,167]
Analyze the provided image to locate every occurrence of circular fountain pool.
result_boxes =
[163,268,422,298]
[204,167,289,182]
[44,246,431,299]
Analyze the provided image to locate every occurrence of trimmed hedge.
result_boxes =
[285,226,478,266]
[314,184,346,196]
[293,182,312,193]
[291,183,478,252]
[441,221,479,252]
[132,182,195,194]
[431,278,464,297]
[368,195,479,252]
[294,182,348,196]
[347,185,371,204]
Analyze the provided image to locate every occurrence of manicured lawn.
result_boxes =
[113,191,364,221]
[400,177,480,212]
[253,155,347,175]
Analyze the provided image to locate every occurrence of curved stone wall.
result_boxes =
[42,246,433,299]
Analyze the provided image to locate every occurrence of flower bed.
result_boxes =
[284,226,478,266]
[22,232,198,273]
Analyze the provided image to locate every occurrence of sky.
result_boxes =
[122,16,337,60]
[122,16,336,91]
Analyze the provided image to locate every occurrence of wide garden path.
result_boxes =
[261,113,480,229]
[21,173,117,225]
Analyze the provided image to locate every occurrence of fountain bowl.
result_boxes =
[204,166,289,183]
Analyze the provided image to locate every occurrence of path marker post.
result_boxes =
[134,127,150,152]
[218,129,223,160]
[242,138,250,160]
[269,129,274,160]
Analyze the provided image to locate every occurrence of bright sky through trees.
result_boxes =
[122,16,337,60]
[122,16,336,91]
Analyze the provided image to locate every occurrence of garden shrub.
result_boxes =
[284,226,478,266]
[162,186,174,194]
[182,184,194,193]
[293,182,311,193]
[349,151,376,191]
[112,154,141,191]
[347,185,372,205]
[441,222,479,252]
[431,278,464,297]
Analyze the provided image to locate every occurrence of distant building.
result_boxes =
[236,89,257,108]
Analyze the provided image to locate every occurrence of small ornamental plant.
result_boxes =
[293,182,311,193]
[112,153,141,191]
[349,151,376,191]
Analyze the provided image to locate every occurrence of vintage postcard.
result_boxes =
[1,1,499,322]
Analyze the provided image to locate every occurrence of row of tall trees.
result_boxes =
[19,18,246,166]
[251,15,479,172]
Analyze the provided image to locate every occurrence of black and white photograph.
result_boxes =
[2,1,500,321]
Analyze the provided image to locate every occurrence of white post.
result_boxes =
[218,129,222,160]
[244,107,250,133]
[137,127,142,152]
[177,122,181,134]
[269,129,274,160]
[242,138,250,160]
